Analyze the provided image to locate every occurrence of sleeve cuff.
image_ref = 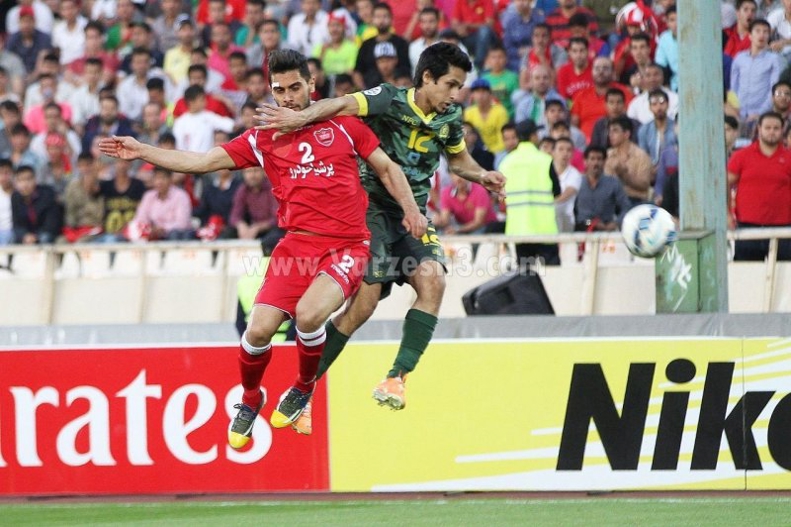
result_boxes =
[445,141,466,155]
[350,92,368,117]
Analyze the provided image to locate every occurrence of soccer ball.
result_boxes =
[621,204,677,258]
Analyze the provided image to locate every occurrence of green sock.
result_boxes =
[389,309,438,378]
[316,320,350,380]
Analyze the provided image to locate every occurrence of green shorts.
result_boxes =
[364,206,447,299]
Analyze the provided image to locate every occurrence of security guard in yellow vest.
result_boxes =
[500,119,562,267]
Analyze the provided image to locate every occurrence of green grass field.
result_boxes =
[2,497,791,526]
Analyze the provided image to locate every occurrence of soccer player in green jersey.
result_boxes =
[257,42,505,433]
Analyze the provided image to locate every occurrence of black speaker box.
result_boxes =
[462,271,554,315]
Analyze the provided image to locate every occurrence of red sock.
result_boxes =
[238,345,271,407]
[294,327,326,393]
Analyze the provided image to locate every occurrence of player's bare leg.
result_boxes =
[271,273,346,428]
[291,281,381,434]
[229,305,287,449]
[373,260,445,410]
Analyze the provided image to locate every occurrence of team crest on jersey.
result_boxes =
[363,86,382,96]
[314,127,335,146]
[438,124,449,139]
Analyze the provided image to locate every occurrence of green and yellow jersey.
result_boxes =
[350,83,466,215]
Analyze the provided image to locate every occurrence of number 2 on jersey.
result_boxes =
[298,142,315,163]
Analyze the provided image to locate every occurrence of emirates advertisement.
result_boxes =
[0,345,329,495]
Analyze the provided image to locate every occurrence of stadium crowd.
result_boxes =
[0,0,789,261]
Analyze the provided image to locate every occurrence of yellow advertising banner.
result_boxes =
[327,338,791,491]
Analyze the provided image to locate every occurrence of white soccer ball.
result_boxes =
[621,204,677,258]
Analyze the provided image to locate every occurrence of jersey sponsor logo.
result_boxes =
[363,86,382,96]
[401,114,420,126]
[313,127,335,147]
[438,124,450,139]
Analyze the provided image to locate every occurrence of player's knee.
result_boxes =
[415,270,446,303]
[294,303,324,333]
[244,325,273,348]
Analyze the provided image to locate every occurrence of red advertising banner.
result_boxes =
[0,345,329,495]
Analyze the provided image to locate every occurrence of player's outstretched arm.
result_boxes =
[447,149,507,197]
[98,136,236,174]
[255,95,360,133]
[365,147,427,239]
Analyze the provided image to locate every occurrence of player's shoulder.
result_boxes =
[359,82,401,99]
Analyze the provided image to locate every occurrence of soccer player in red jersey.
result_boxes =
[98,50,427,449]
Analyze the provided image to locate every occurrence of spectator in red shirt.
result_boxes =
[451,0,497,69]
[172,65,235,119]
[724,0,757,58]
[555,37,593,101]
[571,56,633,142]
[544,0,598,51]
[727,111,791,260]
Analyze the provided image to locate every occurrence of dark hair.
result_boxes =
[605,87,625,101]
[0,100,19,113]
[724,114,739,130]
[260,19,280,31]
[153,166,173,177]
[146,77,165,91]
[241,101,258,112]
[85,57,104,69]
[568,37,588,50]
[130,20,152,33]
[758,111,784,127]
[545,99,565,112]
[486,43,506,55]
[568,12,590,28]
[158,132,176,145]
[609,115,634,134]
[306,57,323,71]
[335,73,353,85]
[99,94,119,107]
[538,137,556,149]
[268,49,311,83]
[648,88,668,102]
[772,80,791,94]
[736,0,757,9]
[85,20,105,34]
[131,46,152,59]
[78,152,95,163]
[372,2,392,15]
[665,5,676,16]
[630,32,651,46]
[184,84,206,102]
[245,68,265,82]
[230,50,248,63]
[14,164,35,177]
[554,136,573,148]
[419,7,439,19]
[43,102,62,115]
[414,42,472,88]
[749,19,771,33]
[501,122,517,134]
[43,52,59,64]
[10,123,31,137]
[187,64,208,78]
[533,22,551,34]
[191,47,208,58]
[0,158,12,170]
[584,145,607,159]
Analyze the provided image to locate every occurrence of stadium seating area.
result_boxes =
[0,0,790,316]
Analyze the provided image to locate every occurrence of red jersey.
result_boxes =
[221,116,379,238]
[724,26,751,59]
[727,142,791,225]
[556,62,593,101]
